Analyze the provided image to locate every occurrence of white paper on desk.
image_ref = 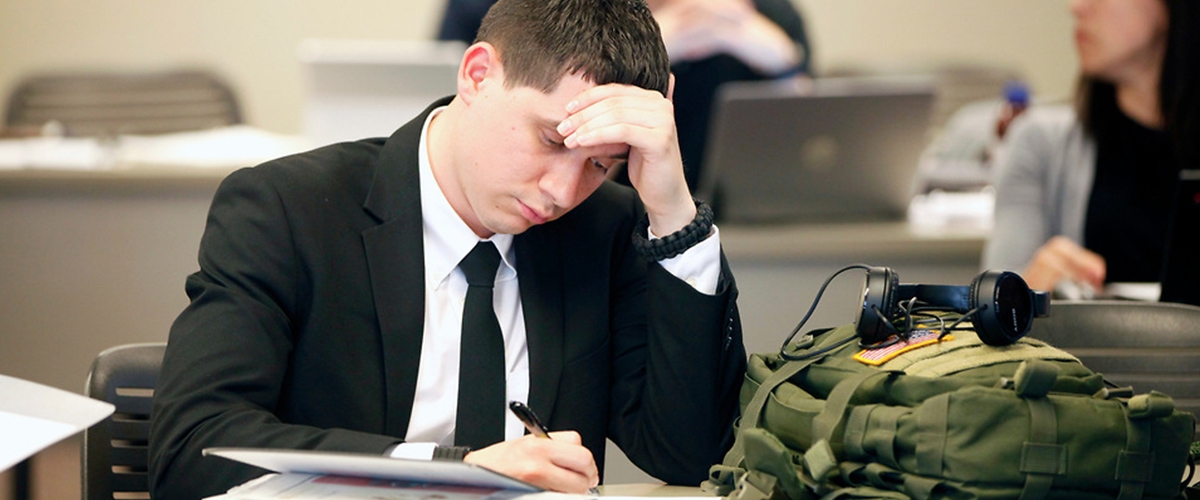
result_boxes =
[204,448,542,492]
[0,374,115,471]
[117,126,314,169]
[0,137,113,171]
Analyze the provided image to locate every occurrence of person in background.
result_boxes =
[983,0,1199,299]
[148,0,746,499]
[438,0,811,192]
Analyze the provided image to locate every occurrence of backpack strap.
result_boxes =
[1115,415,1152,500]
[721,355,820,467]
[1013,360,1065,500]
[722,327,856,468]
[1115,393,1174,500]
[1016,396,1061,500]
[813,370,897,446]
[843,404,906,470]
[915,393,950,478]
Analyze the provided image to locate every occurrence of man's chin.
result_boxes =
[484,217,534,236]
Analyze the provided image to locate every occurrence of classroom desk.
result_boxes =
[0,165,987,487]
[597,483,707,496]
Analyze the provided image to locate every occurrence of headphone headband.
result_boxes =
[894,284,971,312]
[857,267,1049,346]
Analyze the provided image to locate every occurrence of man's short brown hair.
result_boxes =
[475,0,670,96]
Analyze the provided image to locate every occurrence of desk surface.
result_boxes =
[0,164,239,193]
[0,164,988,263]
[720,221,986,263]
[598,484,708,497]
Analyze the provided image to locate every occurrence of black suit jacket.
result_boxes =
[148,99,746,500]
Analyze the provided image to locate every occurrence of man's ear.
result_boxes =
[457,42,501,104]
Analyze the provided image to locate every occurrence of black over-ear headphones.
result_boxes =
[855,266,1051,347]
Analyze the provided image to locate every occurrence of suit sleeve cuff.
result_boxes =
[653,225,721,295]
[387,442,437,460]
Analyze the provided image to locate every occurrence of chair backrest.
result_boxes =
[83,343,167,500]
[6,70,241,136]
[1027,300,1200,431]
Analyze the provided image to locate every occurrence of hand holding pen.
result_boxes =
[509,401,601,496]
[461,401,599,494]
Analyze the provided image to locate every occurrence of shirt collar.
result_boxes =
[419,107,516,289]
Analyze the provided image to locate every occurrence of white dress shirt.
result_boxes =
[392,107,723,459]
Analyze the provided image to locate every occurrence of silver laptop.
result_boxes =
[697,77,937,223]
[299,39,466,145]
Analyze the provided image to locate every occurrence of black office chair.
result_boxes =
[83,343,167,500]
[5,70,241,137]
[1028,300,1200,432]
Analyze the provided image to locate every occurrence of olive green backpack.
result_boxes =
[703,323,1197,500]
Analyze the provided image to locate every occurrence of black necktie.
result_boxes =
[455,241,505,449]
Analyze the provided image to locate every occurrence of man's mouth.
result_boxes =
[519,201,550,225]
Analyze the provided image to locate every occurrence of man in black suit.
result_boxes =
[148,1,745,498]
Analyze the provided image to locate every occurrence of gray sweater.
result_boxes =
[982,106,1097,272]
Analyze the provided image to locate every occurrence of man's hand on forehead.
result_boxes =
[558,82,695,237]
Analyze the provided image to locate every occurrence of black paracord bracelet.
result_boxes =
[631,199,714,262]
[432,445,471,461]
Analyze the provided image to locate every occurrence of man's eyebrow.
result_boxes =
[536,116,565,136]
[537,114,629,160]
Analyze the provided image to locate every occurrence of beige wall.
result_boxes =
[0,0,1077,135]
[804,0,1077,99]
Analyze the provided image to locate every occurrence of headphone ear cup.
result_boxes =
[883,268,899,319]
[970,270,1031,346]
[856,266,899,344]
[967,272,994,343]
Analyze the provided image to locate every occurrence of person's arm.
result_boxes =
[984,113,1106,291]
[558,82,746,484]
[608,247,744,484]
[148,168,399,500]
[655,0,803,76]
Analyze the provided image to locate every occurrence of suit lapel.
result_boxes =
[361,99,451,437]
[515,227,566,423]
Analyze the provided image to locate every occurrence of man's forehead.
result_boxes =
[529,113,629,159]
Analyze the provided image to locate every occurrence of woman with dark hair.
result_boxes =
[983,0,1199,300]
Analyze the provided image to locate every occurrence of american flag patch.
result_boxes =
[852,329,953,366]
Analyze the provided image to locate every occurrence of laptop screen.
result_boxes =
[698,77,936,223]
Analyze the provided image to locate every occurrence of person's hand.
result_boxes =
[463,431,598,493]
[559,81,697,236]
[655,0,751,61]
[654,0,800,75]
[1022,236,1106,293]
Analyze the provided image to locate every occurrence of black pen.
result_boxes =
[509,400,551,438]
[509,400,600,495]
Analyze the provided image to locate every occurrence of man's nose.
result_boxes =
[539,158,587,208]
